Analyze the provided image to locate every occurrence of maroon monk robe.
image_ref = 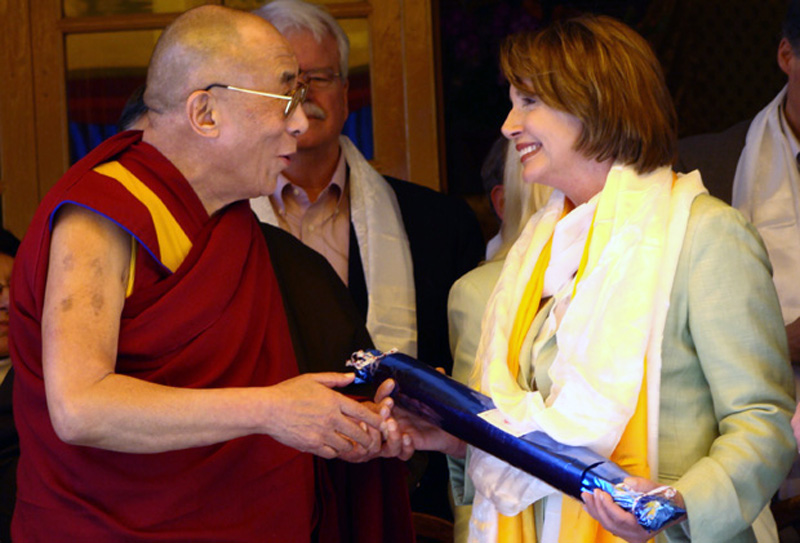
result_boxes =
[10,131,313,542]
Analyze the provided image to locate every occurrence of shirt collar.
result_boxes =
[271,149,347,213]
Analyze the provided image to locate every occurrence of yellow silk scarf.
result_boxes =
[497,197,651,543]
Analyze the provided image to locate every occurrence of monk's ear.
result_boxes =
[185,90,220,138]
[779,38,796,77]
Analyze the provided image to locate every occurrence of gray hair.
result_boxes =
[253,0,350,78]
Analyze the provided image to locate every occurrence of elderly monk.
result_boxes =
[9,6,389,541]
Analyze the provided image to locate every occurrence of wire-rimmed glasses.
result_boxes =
[299,68,342,90]
[203,81,308,118]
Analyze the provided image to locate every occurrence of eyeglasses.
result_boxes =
[299,68,342,89]
[203,81,308,118]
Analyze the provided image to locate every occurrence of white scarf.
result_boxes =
[250,136,417,356]
[732,85,800,325]
[468,165,704,542]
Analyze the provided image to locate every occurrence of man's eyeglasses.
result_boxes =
[203,81,308,118]
[299,68,342,89]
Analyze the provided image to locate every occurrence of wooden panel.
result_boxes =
[0,0,40,238]
[56,4,371,34]
[228,1,371,18]
[430,0,447,192]
[316,2,371,18]
[31,0,70,198]
[64,0,209,18]
[400,0,439,191]
[59,13,180,33]
[368,0,407,181]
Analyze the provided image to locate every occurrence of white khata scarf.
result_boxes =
[250,135,417,356]
[467,165,705,542]
[733,84,800,325]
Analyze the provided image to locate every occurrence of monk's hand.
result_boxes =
[374,378,466,460]
[581,477,685,543]
[267,372,383,460]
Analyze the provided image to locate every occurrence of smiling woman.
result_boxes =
[500,17,677,178]
[501,86,602,205]
[462,16,795,543]
[384,14,798,543]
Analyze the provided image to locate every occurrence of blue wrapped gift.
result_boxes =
[347,349,685,532]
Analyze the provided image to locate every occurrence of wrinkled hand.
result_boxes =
[373,378,466,460]
[267,372,385,460]
[581,477,686,543]
[787,318,800,365]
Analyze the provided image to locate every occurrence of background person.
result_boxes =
[676,3,800,512]
[250,0,484,375]
[482,136,552,261]
[251,0,485,522]
[0,229,19,543]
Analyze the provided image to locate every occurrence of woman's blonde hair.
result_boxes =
[491,141,552,261]
[500,14,676,174]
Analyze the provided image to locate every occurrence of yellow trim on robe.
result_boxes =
[93,161,192,274]
[126,237,137,298]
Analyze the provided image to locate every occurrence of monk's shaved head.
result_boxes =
[138,5,305,214]
[145,5,290,113]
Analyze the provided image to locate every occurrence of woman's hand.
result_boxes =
[336,396,393,463]
[581,477,686,543]
[374,378,467,460]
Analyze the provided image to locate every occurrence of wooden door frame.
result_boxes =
[0,0,41,240]
[0,0,442,239]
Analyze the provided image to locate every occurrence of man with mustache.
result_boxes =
[251,0,485,522]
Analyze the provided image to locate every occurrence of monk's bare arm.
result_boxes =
[42,205,382,456]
